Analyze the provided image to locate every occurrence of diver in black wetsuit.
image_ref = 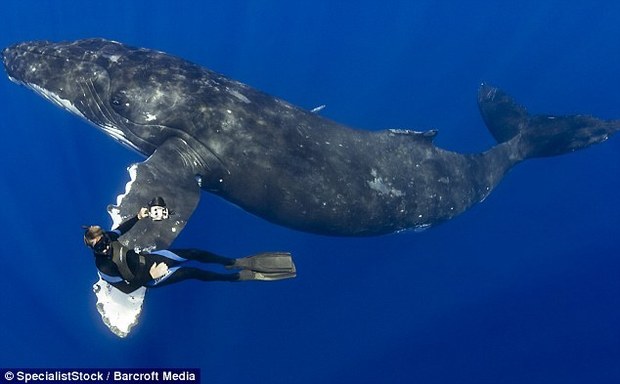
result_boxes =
[83,209,296,294]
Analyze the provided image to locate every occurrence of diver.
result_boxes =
[83,207,296,294]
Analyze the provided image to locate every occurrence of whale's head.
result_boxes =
[2,39,185,155]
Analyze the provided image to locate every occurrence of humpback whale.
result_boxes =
[3,38,619,251]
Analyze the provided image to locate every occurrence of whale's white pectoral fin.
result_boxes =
[93,278,146,338]
[107,137,202,252]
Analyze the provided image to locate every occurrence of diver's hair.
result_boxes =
[83,225,103,246]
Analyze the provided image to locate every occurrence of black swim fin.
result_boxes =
[228,252,296,273]
[238,269,297,281]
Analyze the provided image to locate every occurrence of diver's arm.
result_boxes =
[115,208,149,235]
[115,215,139,235]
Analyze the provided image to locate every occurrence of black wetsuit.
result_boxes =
[93,215,240,293]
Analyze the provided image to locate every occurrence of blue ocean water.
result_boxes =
[1,1,619,383]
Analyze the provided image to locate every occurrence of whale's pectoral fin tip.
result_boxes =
[93,278,146,338]
[109,137,202,251]
[478,83,499,102]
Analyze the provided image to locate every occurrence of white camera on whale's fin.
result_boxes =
[146,196,174,221]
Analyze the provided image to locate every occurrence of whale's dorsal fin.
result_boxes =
[387,128,438,142]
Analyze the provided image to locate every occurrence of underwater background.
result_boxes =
[1,1,619,383]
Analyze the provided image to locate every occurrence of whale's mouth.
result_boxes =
[30,73,142,154]
[31,82,89,118]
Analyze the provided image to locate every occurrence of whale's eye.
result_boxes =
[110,90,135,121]
[110,91,130,108]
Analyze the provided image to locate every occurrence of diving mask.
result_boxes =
[93,234,111,253]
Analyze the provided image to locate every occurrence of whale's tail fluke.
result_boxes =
[477,83,620,161]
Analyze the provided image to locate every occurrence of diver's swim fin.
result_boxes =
[238,269,297,281]
[229,252,296,273]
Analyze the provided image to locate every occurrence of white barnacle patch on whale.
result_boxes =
[152,88,165,101]
[228,88,251,104]
[144,112,157,122]
[367,169,405,197]
[107,54,121,63]
[172,220,183,233]
[195,175,203,187]
[414,223,432,232]
[479,186,492,203]
[311,104,326,113]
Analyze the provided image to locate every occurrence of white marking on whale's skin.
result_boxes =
[311,104,326,113]
[152,88,165,101]
[100,123,141,152]
[107,54,121,63]
[228,88,251,104]
[367,168,405,197]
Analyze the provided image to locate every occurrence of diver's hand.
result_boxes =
[149,262,169,279]
[137,207,149,220]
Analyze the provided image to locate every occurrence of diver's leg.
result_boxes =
[152,267,240,288]
[167,249,235,266]
[150,267,296,287]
